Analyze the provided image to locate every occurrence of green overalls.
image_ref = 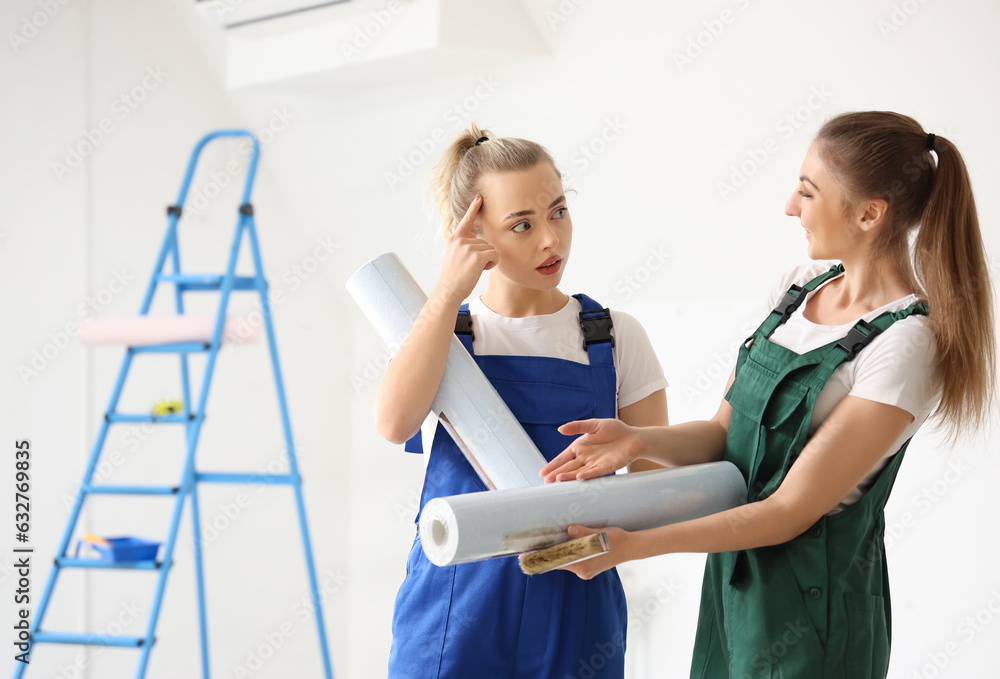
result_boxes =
[691,265,929,679]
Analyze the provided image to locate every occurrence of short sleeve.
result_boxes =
[848,316,940,418]
[611,311,668,409]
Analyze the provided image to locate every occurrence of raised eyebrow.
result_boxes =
[501,195,566,222]
[799,175,820,191]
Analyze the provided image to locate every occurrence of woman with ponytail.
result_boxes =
[540,111,996,678]
[376,124,668,678]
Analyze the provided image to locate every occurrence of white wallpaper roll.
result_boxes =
[419,462,747,566]
[346,253,548,490]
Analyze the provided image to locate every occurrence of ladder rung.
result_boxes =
[129,342,211,354]
[56,557,164,570]
[32,631,149,647]
[105,413,194,424]
[85,484,179,495]
[157,273,258,291]
[196,472,296,485]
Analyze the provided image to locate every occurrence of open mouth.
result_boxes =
[537,257,562,275]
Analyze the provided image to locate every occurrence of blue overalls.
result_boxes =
[388,294,628,679]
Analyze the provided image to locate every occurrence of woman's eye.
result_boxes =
[799,191,812,199]
[553,207,567,219]
[511,222,530,233]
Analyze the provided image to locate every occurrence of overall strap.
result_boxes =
[759,264,845,339]
[735,264,845,376]
[810,301,929,382]
[574,293,615,367]
[454,303,474,353]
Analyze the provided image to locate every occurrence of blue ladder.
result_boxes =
[13,130,334,679]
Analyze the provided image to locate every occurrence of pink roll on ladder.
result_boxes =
[79,316,260,347]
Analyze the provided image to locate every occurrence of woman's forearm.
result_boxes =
[633,418,728,467]
[629,494,805,561]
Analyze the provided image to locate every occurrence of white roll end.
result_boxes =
[419,498,458,567]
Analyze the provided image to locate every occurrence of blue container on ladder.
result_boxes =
[74,535,162,563]
[12,130,335,679]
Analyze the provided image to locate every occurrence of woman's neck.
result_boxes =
[809,251,914,325]
[480,282,569,318]
[836,251,914,309]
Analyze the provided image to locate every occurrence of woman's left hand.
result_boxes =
[541,418,639,482]
[557,525,636,579]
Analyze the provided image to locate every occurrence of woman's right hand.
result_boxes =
[434,195,499,304]
[540,418,642,483]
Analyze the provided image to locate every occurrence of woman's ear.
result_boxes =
[858,198,888,233]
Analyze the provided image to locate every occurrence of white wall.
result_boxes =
[2,1,998,678]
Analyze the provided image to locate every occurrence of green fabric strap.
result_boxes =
[809,300,930,387]
[755,264,845,340]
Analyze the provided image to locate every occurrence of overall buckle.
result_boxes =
[579,308,615,350]
[773,284,806,324]
[455,313,474,340]
[836,319,879,361]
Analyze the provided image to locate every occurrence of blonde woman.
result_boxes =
[375,125,668,678]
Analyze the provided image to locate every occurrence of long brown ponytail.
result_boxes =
[429,123,558,237]
[816,111,996,437]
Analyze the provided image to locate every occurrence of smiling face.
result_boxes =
[785,142,863,261]
[475,162,572,313]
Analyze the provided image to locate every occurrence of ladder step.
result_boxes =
[157,273,258,291]
[106,413,194,424]
[129,341,211,354]
[85,484,179,495]
[32,631,149,647]
[56,557,164,570]
[196,472,296,485]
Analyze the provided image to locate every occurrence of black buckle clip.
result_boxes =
[774,284,805,323]
[836,319,879,362]
[166,205,182,218]
[580,308,615,350]
[455,314,474,340]
[239,203,254,216]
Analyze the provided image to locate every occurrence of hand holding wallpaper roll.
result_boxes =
[346,252,548,490]
[419,462,747,566]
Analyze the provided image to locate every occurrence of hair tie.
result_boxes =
[925,133,936,152]
[475,136,489,146]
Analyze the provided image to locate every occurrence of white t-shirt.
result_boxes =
[467,295,668,410]
[760,262,941,511]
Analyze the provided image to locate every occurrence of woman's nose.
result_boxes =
[540,223,559,248]
[785,192,799,217]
